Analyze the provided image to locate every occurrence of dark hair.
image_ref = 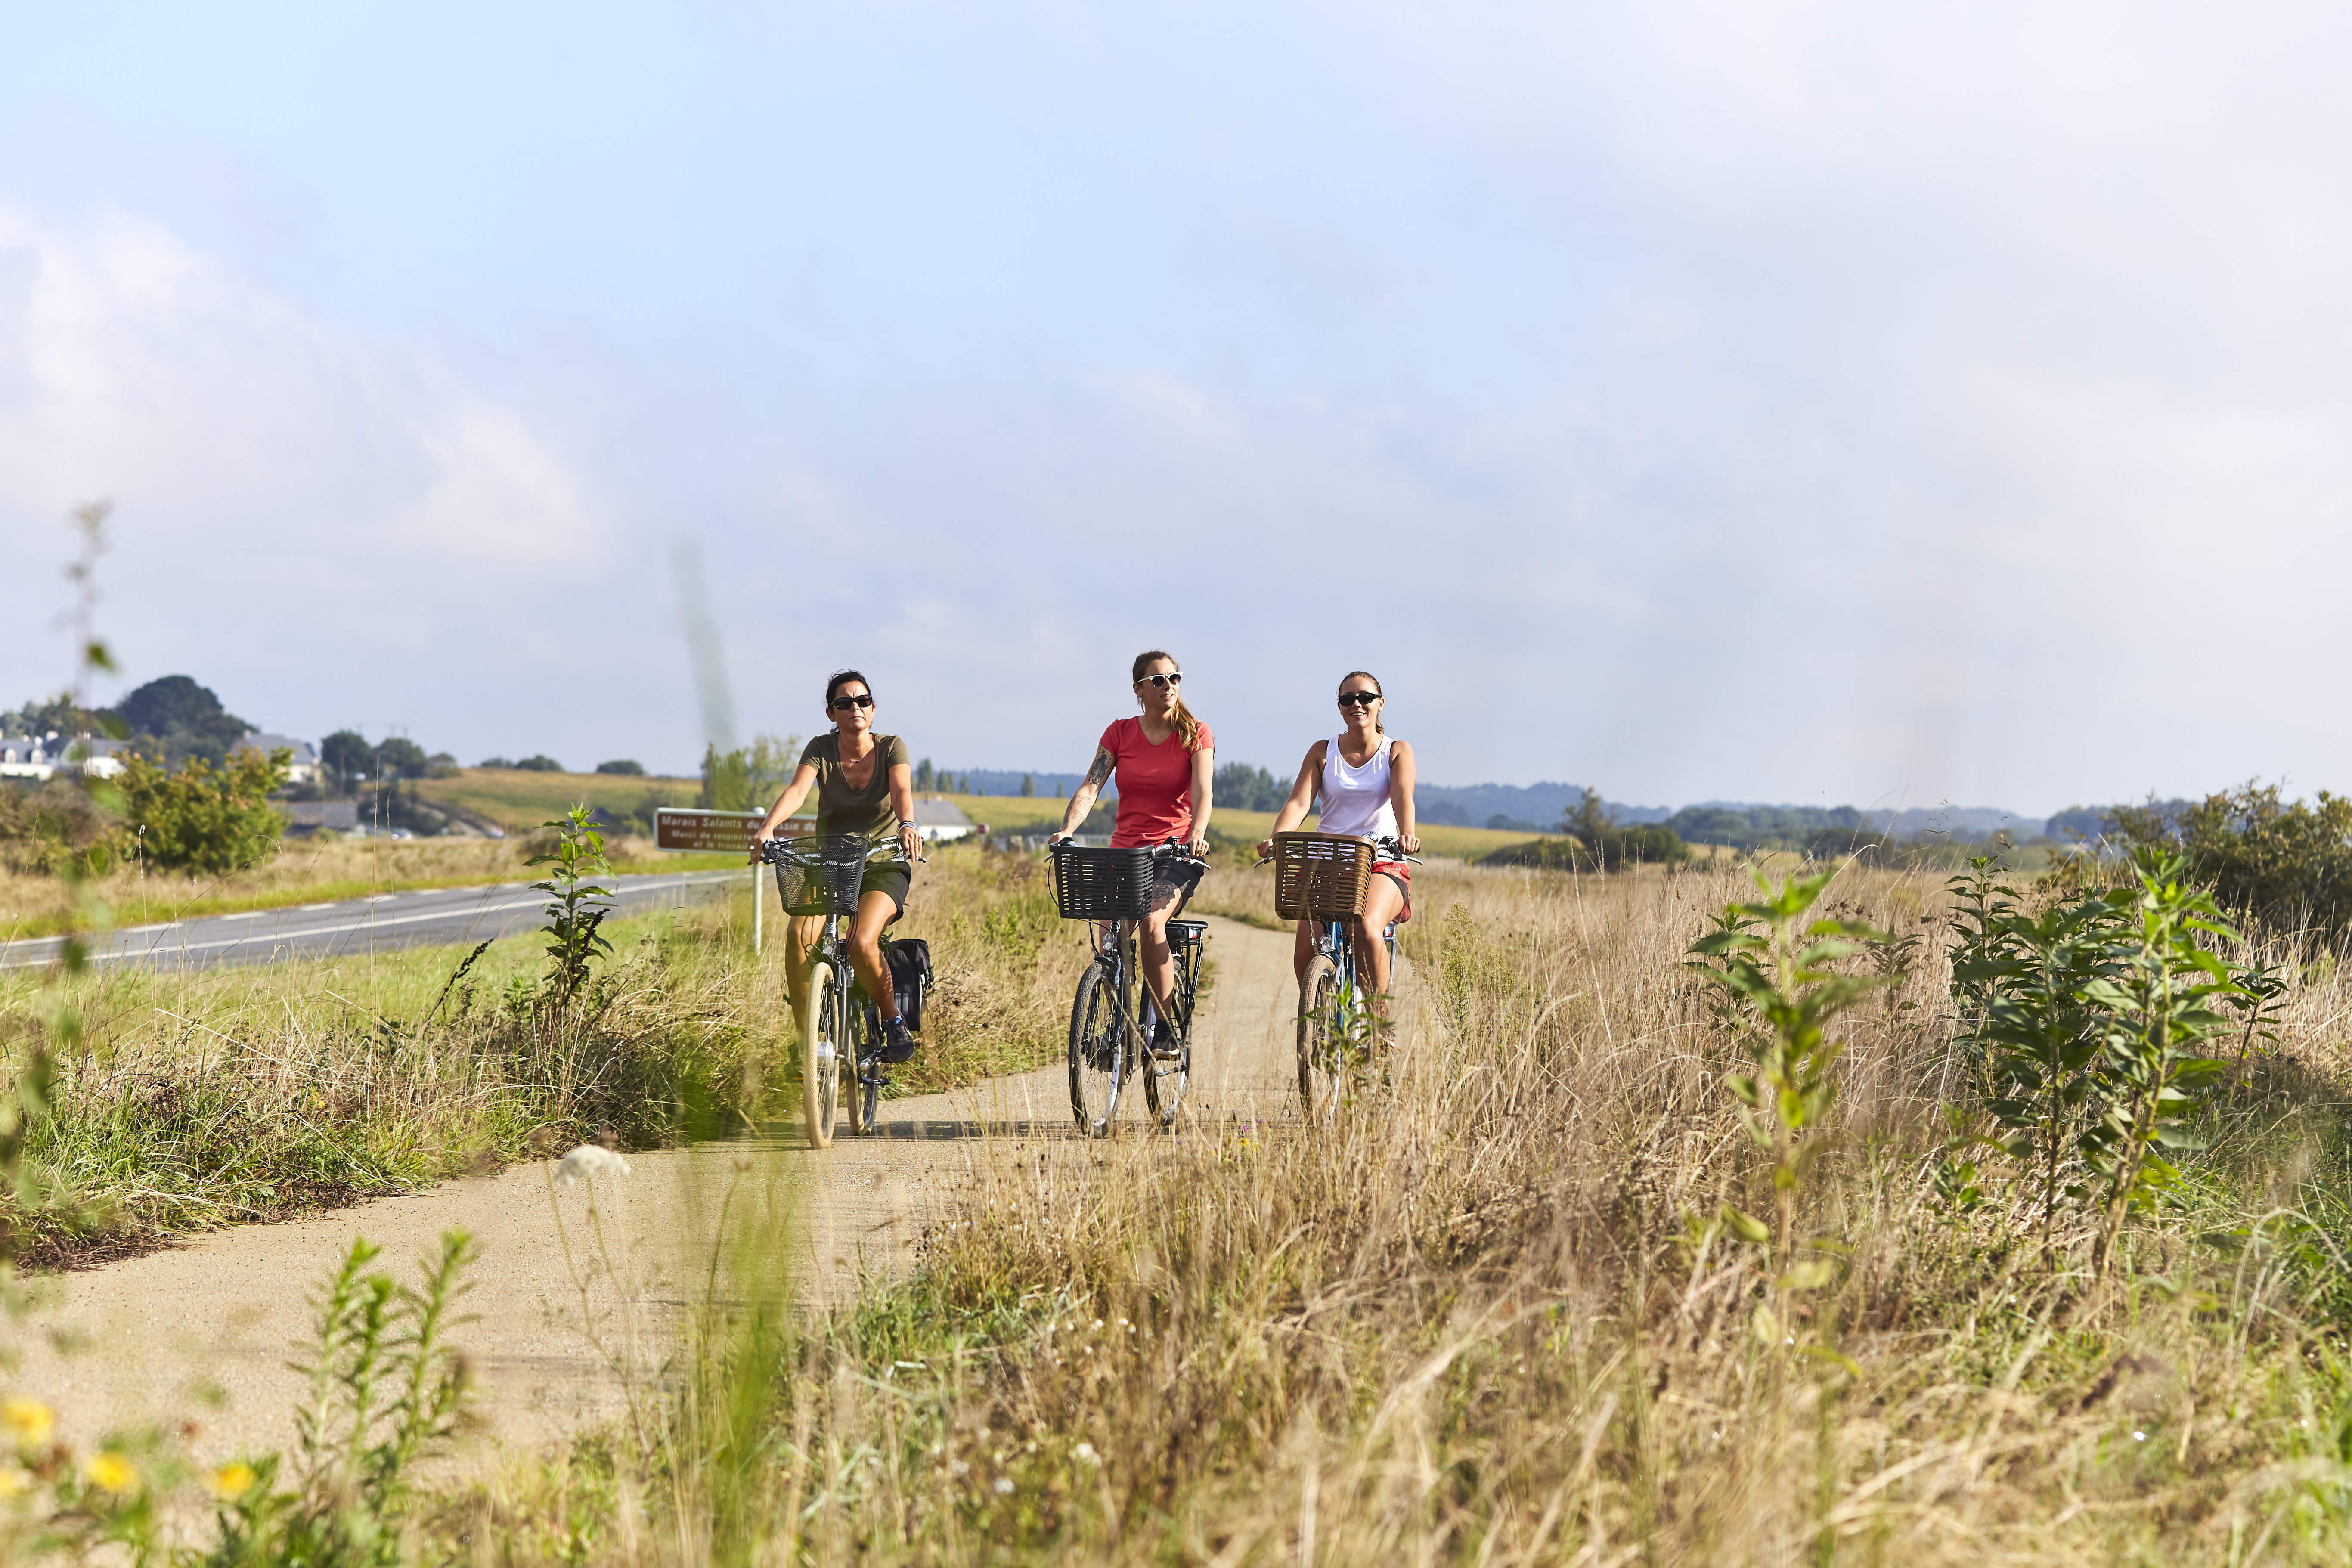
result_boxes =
[1338,670,1384,734]
[1131,649,1202,750]
[824,668,871,728]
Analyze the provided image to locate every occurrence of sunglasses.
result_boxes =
[830,693,875,712]
[1137,672,1182,689]
[1336,691,1380,707]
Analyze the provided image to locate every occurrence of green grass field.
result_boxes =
[418,767,701,832]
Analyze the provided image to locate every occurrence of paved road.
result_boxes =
[3,914,1321,1477]
[0,869,751,973]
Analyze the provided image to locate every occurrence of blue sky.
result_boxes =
[4,2,2349,817]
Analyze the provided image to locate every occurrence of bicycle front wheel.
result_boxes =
[1297,954,1343,1125]
[1068,962,1128,1137]
[801,961,844,1149]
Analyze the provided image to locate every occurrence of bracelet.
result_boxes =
[898,819,917,830]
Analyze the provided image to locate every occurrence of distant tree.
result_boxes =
[0,693,85,738]
[915,758,935,791]
[477,756,515,769]
[375,737,430,777]
[425,751,460,778]
[699,734,799,812]
[320,730,373,793]
[513,755,564,772]
[113,674,252,769]
[1020,773,1035,797]
[596,759,646,775]
[1214,762,1285,813]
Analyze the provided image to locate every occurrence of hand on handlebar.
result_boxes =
[1398,830,1421,856]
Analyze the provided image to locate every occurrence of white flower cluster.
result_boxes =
[554,1145,632,1187]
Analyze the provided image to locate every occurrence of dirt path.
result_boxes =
[5,915,1313,1475]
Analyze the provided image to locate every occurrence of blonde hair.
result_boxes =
[1339,670,1384,734]
[1132,649,1202,750]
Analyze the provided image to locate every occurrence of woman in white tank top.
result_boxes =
[1254,671,1421,996]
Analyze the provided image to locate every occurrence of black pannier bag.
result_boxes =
[885,939,934,1032]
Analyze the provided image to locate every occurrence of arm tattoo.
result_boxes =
[1082,747,1114,792]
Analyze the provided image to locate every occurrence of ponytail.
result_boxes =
[1131,649,1203,750]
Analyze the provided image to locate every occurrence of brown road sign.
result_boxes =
[652,808,808,853]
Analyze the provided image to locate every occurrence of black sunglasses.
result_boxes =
[1337,691,1380,707]
[830,693,875,712]
[1137,672,1182,689]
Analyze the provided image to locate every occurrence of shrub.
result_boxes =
[0,779,127,874]
[594,759,645,775]
[1484,787,1687,871]
[114,748,288,875]
[2109,780,2352,942]
[513,755,564,773]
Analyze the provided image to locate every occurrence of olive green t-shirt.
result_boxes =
[798,732,910,839]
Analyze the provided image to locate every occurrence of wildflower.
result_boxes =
[206,1462,258,1500]
[1073,1441,1100,1466]
[0,1467,29,1497]
[555,1146,632,1187]
[2,1400,54,1446]
[994,1477,1016,1495]
[82,1451,139,1497]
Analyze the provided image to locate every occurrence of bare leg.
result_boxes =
[1352,875,1407,998]
[1140,886,1183,1018]
[1292,917,1318,983]
[843,889,901,1019]
[784,914,826,1012]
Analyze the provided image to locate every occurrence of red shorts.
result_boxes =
[1371,861,1412,924]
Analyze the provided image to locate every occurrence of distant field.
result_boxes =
[419,768,700,832]
[933,793,1553,860]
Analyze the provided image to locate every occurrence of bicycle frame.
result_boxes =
[764,834,918,1147]
[1060,840,1205,1136]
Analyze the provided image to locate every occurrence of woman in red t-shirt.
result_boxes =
[1049,649,1215,1056]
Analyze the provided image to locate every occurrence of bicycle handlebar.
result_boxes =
[759,836,923,869]
[1251,832,1422,867]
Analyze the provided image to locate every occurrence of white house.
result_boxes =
[0,733,130,780]
[233,732,321,784]
[911,799,976,843]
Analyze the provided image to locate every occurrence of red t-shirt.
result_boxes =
[1099,716,1214,848]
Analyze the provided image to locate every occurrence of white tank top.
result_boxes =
[1318,734,1398,842]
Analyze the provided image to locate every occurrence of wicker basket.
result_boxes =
[1050,843,1159,920]
[774,834,871,916]
[1272,831,1374,920]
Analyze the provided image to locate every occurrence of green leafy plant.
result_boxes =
[1685,865,1887,1343]
[2078,852,2244,1274]
[112,747,289,876]
[527,806,618,1008]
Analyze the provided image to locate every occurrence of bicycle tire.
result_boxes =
[1067,961,1128,1137]
[802,962,843,1149]
[847,999,880,1136]
[1297,954,1343,1125]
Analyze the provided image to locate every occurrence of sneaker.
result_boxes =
[878,1016,918,1063]
[1150,1019,1183,1060]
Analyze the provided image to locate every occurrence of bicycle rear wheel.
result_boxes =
[847,999,880,1136]
[1067,961,1129,1137]
[1144,934,1199,1128]
[802,962,843,1149]
[1296,954,1343,1125]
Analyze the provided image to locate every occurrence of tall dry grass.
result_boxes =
[443,852,2352,1564]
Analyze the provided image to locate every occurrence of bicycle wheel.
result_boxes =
[802,962,844,1149]
[1067,961,1129,1137]
[847,998,880,1137]
[1296,954,1343,1125]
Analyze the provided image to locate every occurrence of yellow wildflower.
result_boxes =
[1,1400,54,1446]
[205,1462,257,1501]
[82,1451,138,1497]
[0,1466,29,1497]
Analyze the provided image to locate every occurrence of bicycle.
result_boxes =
[762,833,924,1149]
[1262,831,1420,1122]
[1049,838,1207,1137]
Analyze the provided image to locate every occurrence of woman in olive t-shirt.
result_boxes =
[751,669,925,1063]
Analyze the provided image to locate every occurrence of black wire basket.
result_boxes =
[1049,843,1159,920]
[773,834,871,916]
